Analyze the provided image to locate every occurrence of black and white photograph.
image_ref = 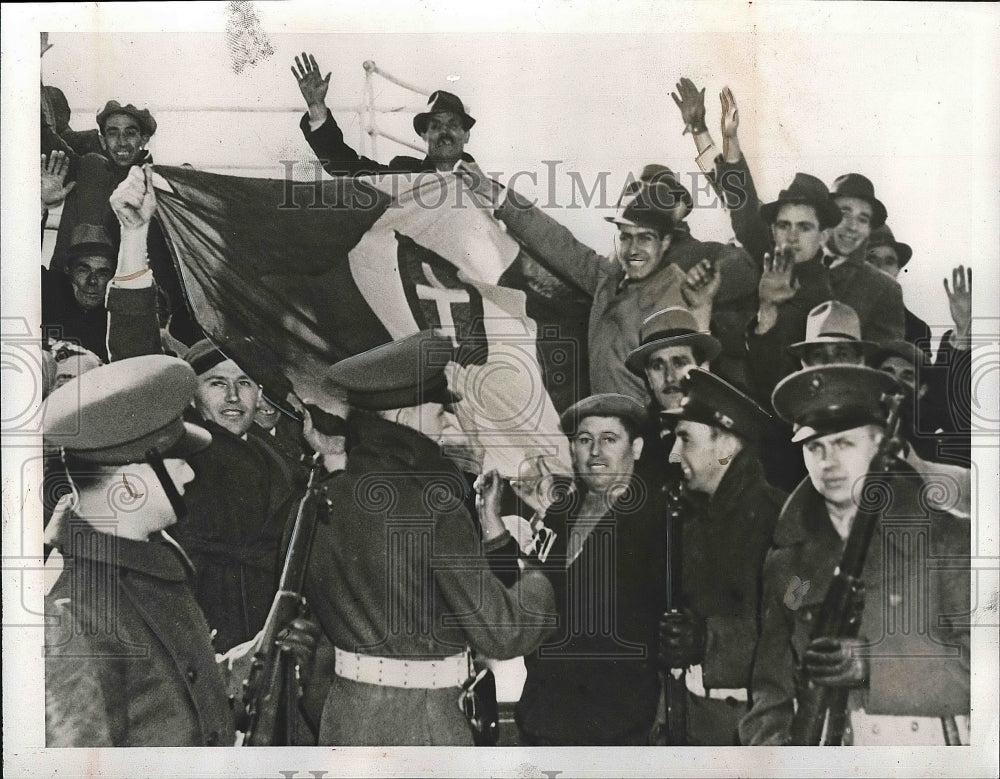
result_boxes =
[2,1,998,777]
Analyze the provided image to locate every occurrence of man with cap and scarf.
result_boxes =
[292,52,476,175]
[298,330,557,745]
[740,365,970,746]
[104,166,296,653]
[515,393,668,745]
[42,355,317,747]
[460,162,760,402]
[673,82,904,348]
[654,369,786,745]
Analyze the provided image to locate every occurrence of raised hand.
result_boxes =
[41,151,76,209]
[474,470,507,542]
[670,77,708,135]
[291,52,331,112]
[681,257,722,312]
[759,247,799,307]
[720,86,740,139]
[108,164,156,230]
[943,265,972,339]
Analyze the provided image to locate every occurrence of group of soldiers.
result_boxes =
[40,54,973,748]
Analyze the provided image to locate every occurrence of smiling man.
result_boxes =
[293,52,476,175]
[464,163,759,402]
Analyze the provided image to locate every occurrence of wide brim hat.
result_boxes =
[787,300,879,359]
[867,224,912,268]
[413,90,476,135]
[559,393,646,435]
[831,173,887,229]
[760,172,842,231]
[605,164,693,234]
[96,100,157,137]
[323,329,459,411]
[772,364,900,444]
[625,306,721,375]
[43,355,211,465]
[660,368,771,442]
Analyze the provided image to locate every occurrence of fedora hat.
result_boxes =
[323,329,458,410]
[866,224,912,268]
[96,100,157,137]
[605,164,693,234]
[413,91,476,135]
[625,307,721,376]
[760,172,842,231]
[660,368,771,442]
[788,301,879,360]
[831,173,887,228]
[559,393,647,435]
[43,355,211,464]
[772,364,900,444]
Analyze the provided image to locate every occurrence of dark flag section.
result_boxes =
[151,165,572,476]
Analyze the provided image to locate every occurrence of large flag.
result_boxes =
[151,165,573,479]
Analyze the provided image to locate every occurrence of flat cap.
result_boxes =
[182,338,229,376]
[96,100,157,137]
[323,330,457,411]
[772,365,900,444]
[43,355,211,464]
[625,307,721,375]
[661,368,771,441]
[559,393,646,435]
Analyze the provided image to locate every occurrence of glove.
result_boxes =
[803,636,869,688]
[276,615,322,690]
[658,609,707,669]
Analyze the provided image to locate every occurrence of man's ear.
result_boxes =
[98,132,108,153]
[631,436,644,461]
[139,134,151,149]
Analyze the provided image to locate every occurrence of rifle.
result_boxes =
[652,479,689,746]
[789,393,904,746]
[240,456,325,746]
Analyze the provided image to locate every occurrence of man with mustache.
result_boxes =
[293,52,476,175]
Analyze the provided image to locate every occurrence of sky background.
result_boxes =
[20,1,1000,344]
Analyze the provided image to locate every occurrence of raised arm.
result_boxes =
[292,52,390,177]
[105,166,163,360]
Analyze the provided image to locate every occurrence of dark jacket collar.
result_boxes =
[56,516,195,581]
[707,447,767,518]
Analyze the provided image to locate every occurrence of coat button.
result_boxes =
[206,731,218,746]
[186,667,198,683]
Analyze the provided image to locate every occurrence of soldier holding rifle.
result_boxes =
[654,369,785,744]
[740,365,970,745]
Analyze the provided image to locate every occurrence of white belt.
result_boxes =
[334,647,469,689]
[684,664,748,703]
[847,709,969,746]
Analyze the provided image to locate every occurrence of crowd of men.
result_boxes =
[38,44,975,748]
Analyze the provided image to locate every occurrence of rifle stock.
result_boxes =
[789,393,904,746]
[241,458,324,746]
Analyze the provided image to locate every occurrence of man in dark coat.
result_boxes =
[516,393,668,745]
[656,369,786,744]
[293,52,476,176]
[105,167,295,652]
[41,223,116,361]
[865,224,932,356]
[301,331,557,746]
[740,365,970,745]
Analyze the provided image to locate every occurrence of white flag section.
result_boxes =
[349,172,572,482]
